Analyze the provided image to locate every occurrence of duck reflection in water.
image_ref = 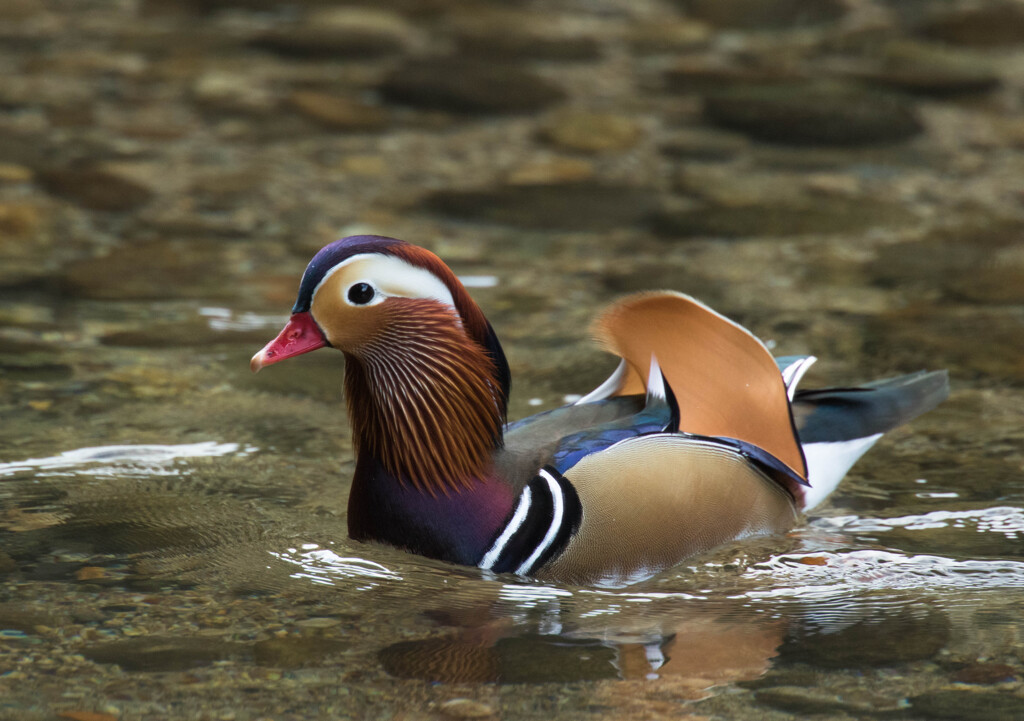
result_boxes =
[378,592,784,690]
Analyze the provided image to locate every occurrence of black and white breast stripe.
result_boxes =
[477,467,582,576]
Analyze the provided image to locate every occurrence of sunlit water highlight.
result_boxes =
[269,544,403,588]
[745,550,1024,599]
[0,442,257,478]
[816,506,1024,538]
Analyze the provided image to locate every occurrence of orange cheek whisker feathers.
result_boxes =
[344,302,504,496]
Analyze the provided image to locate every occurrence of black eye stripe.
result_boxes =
[348,282,375,305]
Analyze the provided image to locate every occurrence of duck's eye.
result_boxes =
[347,282,376,305]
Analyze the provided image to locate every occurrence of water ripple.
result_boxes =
[743,549,1024,604]
[269,544,403,588]
[814,506,1024,538]
[0,442,256,478]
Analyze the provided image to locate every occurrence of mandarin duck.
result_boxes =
[251,236,948,587]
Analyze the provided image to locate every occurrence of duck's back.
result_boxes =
[496,396,646,491]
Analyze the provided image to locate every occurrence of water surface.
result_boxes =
[2,1,1024,719]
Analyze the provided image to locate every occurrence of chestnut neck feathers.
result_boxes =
[344,299,506,494]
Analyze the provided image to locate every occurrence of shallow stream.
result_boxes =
[2,1,1023,719]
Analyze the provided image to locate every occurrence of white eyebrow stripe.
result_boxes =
[312,253,457,309]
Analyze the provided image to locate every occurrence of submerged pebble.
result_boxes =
[252,636,348,669]
[249,10,413,59]
[778,608,950,668]
[82,636,253,672]
[910,690,1024,721]
[703,82,923,146]
[653,196,915,238]
[422,183,658,231]
[951,663,1019,685]
[38,165,154,212]
[380,58,566,114]
[539,111,644,154]
[439,698,496,719]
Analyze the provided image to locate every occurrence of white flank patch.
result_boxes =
[802,433,883,511]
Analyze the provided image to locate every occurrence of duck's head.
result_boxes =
[251,235,510,491]
[251,236,504,378]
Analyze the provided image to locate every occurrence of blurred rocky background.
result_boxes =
[3,0,1024,453]
[3,0,1023,309]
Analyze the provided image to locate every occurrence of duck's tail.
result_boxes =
[792,370,950,510]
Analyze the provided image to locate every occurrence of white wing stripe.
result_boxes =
[516,469,564,575]
[782,355,817,400]
[478,486,532,570]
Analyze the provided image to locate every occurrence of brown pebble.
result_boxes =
[288,91,388,131]
[0,163,33,182]
[539,111,643,154]
[75,566,107,581]
[951,662,1018,684]
[58,712,120,721]
[0,203,41,236]
[39,165,154,212]
[505,157,594,185]
[796,556,828,566]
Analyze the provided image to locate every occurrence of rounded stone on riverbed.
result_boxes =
[0,604,67,633]
[951,662,1019,685]
[58,242,229,300]
[663,56,804,94]
[660,128,749,161]
[909,690,1024,720]
[703,82,923,146]
[38,165,154,212]
[193,71,275,116]
[422,182,658,231]
[252,636,348,669]
[627,18,712,54]
[867,305,1024,382]
[777,608,949,668]
[870,220,1024,304]
[0,201,42,240]
[919,3,1024,47]
[439,699,496,719]
[450,12,601,62]
[82,636,253,672]
[380,58,566,115]
[287,91,389,132]
[539,110,644,154]
[652,196,914,239]
[504,157,595,185]
[249,9,413,59]
[840,41,1001,97]
[683,0,847,29]
[754,687,857,715]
